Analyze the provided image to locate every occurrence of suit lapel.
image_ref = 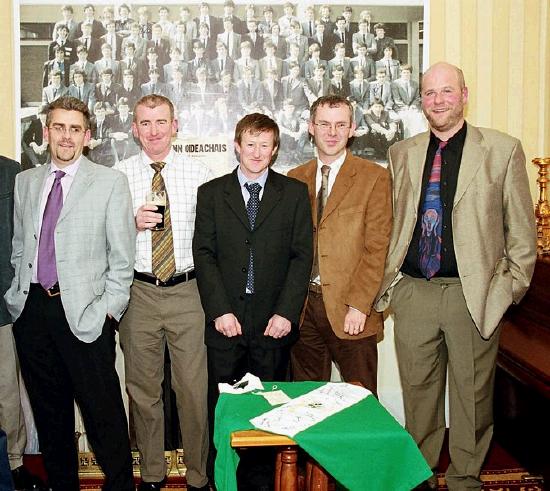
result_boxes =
[406,132,430,211]
[454,124,486,206]
[321,153,356,223]
[223,169,250,229]
[29,165,49,234]
[254,170,282,230]
[57,158,93,224]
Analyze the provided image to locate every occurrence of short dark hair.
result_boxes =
[134,95,175,122]
[46,96,91,130]
[234,113,280,151]
[310,95,354,124]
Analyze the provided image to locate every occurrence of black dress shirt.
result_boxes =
[401,122,467,278]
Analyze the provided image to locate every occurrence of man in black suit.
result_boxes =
[193,113,313,488]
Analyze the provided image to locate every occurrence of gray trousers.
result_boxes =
[119,279,208,487]
[0,324,26,470]
[391,275,500,491]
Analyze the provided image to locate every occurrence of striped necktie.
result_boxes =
[151,162,176,282]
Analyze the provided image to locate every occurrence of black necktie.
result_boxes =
[245,182,261,292]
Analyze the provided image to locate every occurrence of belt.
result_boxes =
[31,282,61,297]
[134,270,196,287]
[308,282,322,295]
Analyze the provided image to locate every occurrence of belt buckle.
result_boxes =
[46,284,60,297]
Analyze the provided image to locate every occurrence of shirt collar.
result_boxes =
[141,148,175,168]
[237,165,269,189]
[49,155,82,177]
[429,120,467,151]
[317,149,347,171]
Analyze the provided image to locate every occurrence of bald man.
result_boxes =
[375,62,537,490]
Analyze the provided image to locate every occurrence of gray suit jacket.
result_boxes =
[4,157,136,342]
[375,124,537,339]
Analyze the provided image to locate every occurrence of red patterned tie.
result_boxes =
[419,141,448,278]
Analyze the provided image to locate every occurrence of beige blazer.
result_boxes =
[375,124,537,339]
[288,152,392,339]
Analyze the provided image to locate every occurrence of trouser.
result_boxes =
[291,290,378,394]
[0,324,26,470]
[0,430,14,491]
[206,294,291,490]
[391,275,500,491]
[119,278,209,487]
[13,284,134,491]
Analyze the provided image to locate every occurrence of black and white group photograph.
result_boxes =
[20,1,425,172]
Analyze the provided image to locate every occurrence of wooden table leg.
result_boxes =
[305,458,330,491]
[274,446,299,491]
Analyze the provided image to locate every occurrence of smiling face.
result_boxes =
[235,129,277,180]
[132,102,177,160]
[421,63,468,139]
[44,108,90,167]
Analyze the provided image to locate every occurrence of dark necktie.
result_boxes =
[245,182,261,292]
[37,170,65,289]
[363,34,366,44]
[309,21,313,37]
[311,165,330,281]
[78,86,82,99]
[150,162,175,282]
[419,141,448,279]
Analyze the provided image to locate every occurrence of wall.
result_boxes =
[429,0,550,199]
[0,0,15,157]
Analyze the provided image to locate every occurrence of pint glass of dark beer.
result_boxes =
[146,190,166,231]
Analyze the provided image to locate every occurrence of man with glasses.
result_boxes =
[4,96,136,490]
[288,95,392,394]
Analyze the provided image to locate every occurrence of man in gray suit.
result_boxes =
[375,62,537,490]
[4,96,136,491]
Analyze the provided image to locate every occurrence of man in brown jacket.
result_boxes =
[288,94,392,393]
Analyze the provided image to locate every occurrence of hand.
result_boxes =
[214,313,242,337]
[343,307,366,336]
[264,314,291,339]
[135,204,162,231]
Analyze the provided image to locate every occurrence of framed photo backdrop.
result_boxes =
[18,0,426,177]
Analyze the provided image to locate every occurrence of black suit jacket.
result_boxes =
[193,168,313,349]
[0,157,20,326]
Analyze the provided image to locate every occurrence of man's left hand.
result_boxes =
[264,314,292,339]
[343,307,366,336]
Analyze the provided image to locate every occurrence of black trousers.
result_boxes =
[13,284,134,491]
[206,295,291,490]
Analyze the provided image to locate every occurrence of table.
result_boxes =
[231,429,330,491]
[214,382,431,491]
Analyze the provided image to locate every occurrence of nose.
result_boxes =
[252,145,261,157]
[328,124,337,136]
[150,124,159,136]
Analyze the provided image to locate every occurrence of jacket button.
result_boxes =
[239,295,244,300]
[245,239,250,245]
[28,263,32,268]
[241,267,247,273]
[33,234,37,240]
[23,290,28,295]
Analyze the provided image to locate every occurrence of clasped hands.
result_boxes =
[214,313,291,339]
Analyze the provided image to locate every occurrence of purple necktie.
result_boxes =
[419,141,448,279]
[37,170,65,289]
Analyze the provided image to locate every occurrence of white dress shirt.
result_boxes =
[115,149,212,274]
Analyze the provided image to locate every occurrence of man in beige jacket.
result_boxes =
[375,62,537,490]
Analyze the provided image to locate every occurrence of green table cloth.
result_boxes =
[214,381,431,491]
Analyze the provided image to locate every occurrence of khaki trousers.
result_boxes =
[119,279,208,487]
[391,275,500,491]
[0,324,26,470]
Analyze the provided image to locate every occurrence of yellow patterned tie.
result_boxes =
[151,162,176,282]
